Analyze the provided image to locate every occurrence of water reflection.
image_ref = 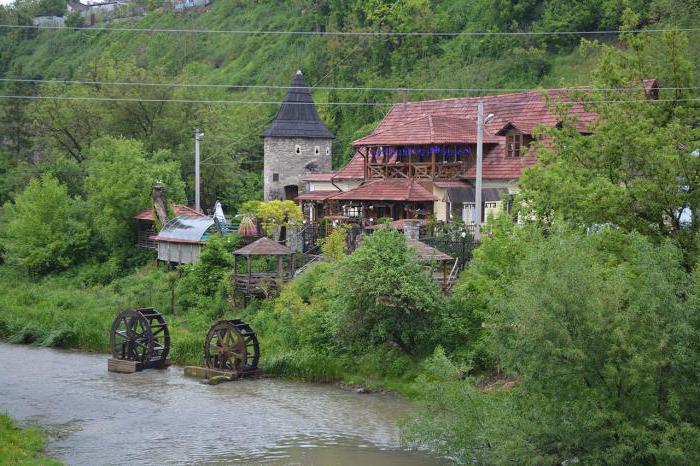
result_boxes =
[0,343,447,465]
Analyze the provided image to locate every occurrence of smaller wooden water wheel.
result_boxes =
[204,319,259,375]
[109,308,170,367]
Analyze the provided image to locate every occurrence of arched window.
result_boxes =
[325,146,331,156]
[314,146,320,156]
[295,145,301,155]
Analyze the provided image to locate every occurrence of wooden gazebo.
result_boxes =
[232,237,294,296]
[406,239,457,292]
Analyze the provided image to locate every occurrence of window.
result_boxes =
[272,173,279,182]
[295,145,301,155]
[314,146,320,156]
[343,205,362,218]
[507,131,523,157]
[325,146,331,156]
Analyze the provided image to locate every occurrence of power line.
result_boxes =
[0,23,698,37]
[1,94,699,106]
[1,77,697,94]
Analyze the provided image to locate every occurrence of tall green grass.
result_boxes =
[0,264,213,366]
[0,414,61,466]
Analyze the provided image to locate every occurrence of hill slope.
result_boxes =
[1,0,698,209]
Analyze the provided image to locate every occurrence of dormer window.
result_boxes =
[506,131,524,157]
[295,145,301,155]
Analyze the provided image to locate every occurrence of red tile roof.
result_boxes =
[465,144,538,179]
[332,151,365,180]
[328,180,436,202]
[354,114,500,146]
[132,204,204,221]
[352,89,597,148]
[296,190,339,201]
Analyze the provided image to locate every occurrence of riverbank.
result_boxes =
[0,265,420,396]
[0,342,447,465]
[0,414,61,465]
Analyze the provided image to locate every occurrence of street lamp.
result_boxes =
[474,104,494,241]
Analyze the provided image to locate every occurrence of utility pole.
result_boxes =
[475,101,483,241]
[194,128,202,213]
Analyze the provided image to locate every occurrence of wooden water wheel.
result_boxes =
[109,308,170,368]
[204,319,259,375]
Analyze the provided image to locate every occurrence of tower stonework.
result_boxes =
[263,70,334,201]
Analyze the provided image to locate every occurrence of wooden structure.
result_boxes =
[406,239,458,292]
[232,237,294,296]
[108,308,170,373]
[204,320,260,375]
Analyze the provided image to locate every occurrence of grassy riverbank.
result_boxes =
[0,262,421,394]
[0,414,61,466]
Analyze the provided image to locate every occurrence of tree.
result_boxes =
[254,200,304,242]
[2,174,90,274]
[333,228,444,355]
[85,137,185,257]
[519,20,700,266]
[405,227,700,464]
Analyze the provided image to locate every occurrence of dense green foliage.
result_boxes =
[2,2,700,464]
[521,17,700,266]
[240,229,446,385]
[403,22,700,464]
[3,0,699,212]
[404,227,700,464]
[0,414,61,466]
[2,174,89,273]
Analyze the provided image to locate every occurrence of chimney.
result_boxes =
[151,182,169,227]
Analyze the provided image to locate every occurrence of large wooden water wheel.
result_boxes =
[204,319,259,375]
[109,308,170,368]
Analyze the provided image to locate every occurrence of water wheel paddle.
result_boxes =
[109,308,170,367]
[204,319,259,375]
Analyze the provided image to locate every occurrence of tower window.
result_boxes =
[272,173,279,182]
[314,146,320,156]
[295,145,301,155]
[325,146,330,156]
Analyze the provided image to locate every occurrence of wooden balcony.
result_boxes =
[367,162,466,180]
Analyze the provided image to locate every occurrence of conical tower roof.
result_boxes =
[262,70,335,139]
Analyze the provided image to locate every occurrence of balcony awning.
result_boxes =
[444,187,507,204]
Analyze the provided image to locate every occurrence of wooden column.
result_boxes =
[233,254,238,289]
[247,255,252,293]
[431,146,436,180]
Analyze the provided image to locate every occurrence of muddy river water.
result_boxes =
[0,343,448,465]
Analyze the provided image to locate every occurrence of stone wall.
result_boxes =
[263,136,333,200]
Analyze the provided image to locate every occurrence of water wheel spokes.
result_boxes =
[138,307,170,364]
[110,309,153,364]
[204,320,259,374]
[109,308,170,367]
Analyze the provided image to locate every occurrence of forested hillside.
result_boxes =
[2,0,699,211]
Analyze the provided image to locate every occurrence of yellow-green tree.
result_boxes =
[255,200,304,242]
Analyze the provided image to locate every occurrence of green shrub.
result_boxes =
[405,228,700,464]
[2,174,90,275]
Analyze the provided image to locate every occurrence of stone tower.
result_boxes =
[262,70,334,201]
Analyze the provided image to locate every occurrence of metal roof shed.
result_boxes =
[152,216,216,264]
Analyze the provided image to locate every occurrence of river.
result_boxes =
[0,343,447,465]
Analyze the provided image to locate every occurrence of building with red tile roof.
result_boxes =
[297,88,605,225]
